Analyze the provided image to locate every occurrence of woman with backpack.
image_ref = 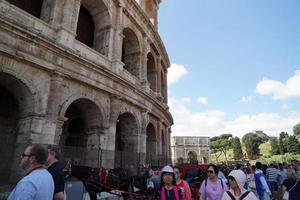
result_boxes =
[199,164,228,200]
[222,169,258,200]
[282,168,300,200]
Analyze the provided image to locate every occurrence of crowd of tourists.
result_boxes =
[151,161,300,200]
[4,143,300,200]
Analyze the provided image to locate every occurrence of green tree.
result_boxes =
[210,134,232,163]
[242,133,264,159]
[270,137,280,155]
[210,142,222,163]
[231,137,243,160]
[293,123,300,136]
[286,135,300,154]
[279,132,288,154]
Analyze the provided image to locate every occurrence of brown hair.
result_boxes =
[287,168,298,181]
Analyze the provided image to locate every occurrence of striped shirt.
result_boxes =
[266,167,279,182]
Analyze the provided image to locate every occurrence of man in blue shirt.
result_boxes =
[254,162,271,200]
[8,144,54,200]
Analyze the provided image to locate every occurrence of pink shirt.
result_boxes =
[199,179,227,200]
[177,179,192,200]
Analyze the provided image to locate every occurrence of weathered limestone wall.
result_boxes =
[0,0,172,184]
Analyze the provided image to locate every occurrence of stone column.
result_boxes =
[40,0,64,26]
[111,1,125,73]
[55,0,81,47]
[43,72,67,145]
[10,113,47,183]
[141,37,150,92]
[85,127,106,168]
[156,56,162,97]
[164,67,168,103]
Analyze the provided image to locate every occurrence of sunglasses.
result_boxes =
[21,153,32,158]
[207,170,215,174]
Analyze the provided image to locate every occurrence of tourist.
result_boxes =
[282,168,300,200]
[8,144,54,200]
[160,165,182,200]
[222,169,258,200]
[266,163,279,197]
[254,162,271,200]
[174,166,192,200]
[199,164,228,200]
[46,145,65,200]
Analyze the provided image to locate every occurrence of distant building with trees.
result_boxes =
[171,136,211,165]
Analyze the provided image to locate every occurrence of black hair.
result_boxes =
[256,162,262,170]
[207,164,219,174]
[29,144,48,164]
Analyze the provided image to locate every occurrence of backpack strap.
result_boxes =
[226,191,236,200]
[289,180,299,192]
[240,191,250,200]
[219,178,224,190]
[204,179,207,200]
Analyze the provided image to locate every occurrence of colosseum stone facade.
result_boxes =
[0,0,173,184]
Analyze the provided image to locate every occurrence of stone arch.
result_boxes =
[76,0,112,56]
[188,150,198,164]
[122,28,141,78]
[114,112,139,167]
[202,157,208,164]
[0,72,35,184]
[146,122,156,163]
[147,52,157,92]
[115,112,139,152]
[60,98,103,146]
[59,98,104,165]
[7,0,44,18]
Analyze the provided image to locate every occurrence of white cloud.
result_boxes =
[256,70,300,99]
[240,96,252,103]
[167,63,188,85]
[281,104,288,111]
[169,97,300,138]
[197,97,208,105]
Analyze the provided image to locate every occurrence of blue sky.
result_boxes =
[158,0,300,137]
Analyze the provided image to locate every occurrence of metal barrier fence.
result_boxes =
[60,146,170,172]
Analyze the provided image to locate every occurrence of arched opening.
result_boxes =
[147,53,157,92]
[188,151,198,164]
[115,112,138,167]
[7,0,43,18]
[0,72,34,184]
[76,6,95,48]
[146,123,156,164]
[60,98,102,165]
[202,157,208,164]
[0,87,19,184]
[122,28,141,78]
